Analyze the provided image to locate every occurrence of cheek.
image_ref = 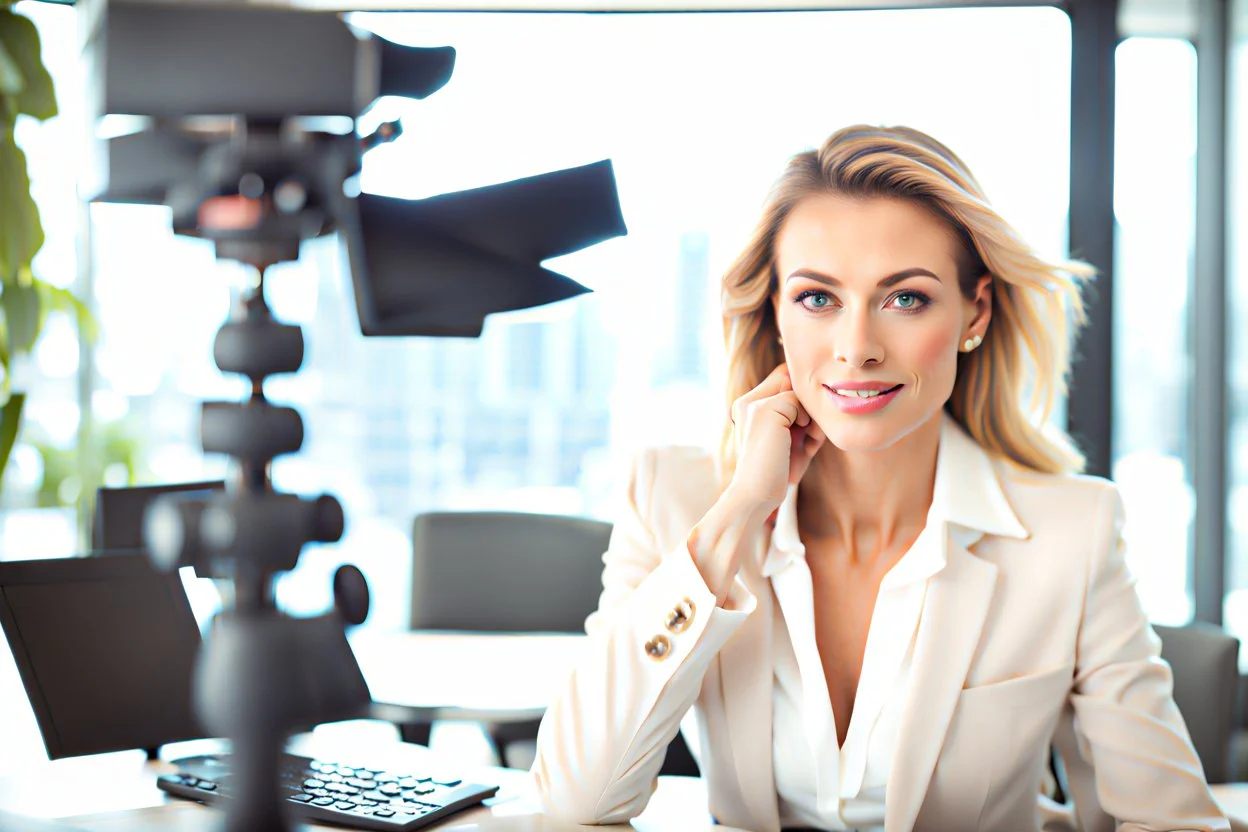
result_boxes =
[906,326,958,382]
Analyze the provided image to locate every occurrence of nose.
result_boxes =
[834,308,884,367]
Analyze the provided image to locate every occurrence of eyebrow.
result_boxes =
[784,267,942,288]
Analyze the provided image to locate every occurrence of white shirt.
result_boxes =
[762,441,954,830]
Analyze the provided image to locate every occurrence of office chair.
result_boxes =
[401,510,701,776]
[408,510,611,634]
[1050,622,1241,832]
[1153,622,1240,784]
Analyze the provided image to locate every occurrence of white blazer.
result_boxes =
[532,415,1228,832]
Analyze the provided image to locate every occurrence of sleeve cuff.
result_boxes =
[630,546,756,656]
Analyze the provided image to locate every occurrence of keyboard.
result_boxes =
[156,752,501,831]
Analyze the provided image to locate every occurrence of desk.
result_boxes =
[0,731,735,832]
[1212,784,1248,832]
[350,631,587,725]
[2,733,1247,831]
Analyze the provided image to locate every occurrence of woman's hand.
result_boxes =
[687,364,827,602]
[726,363,826,517]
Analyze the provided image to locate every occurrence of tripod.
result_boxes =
[143,126,376,832]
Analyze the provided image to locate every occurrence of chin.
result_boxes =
[819,419,909,454]
[813,405,937,455]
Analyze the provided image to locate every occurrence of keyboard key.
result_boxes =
[288,794,314,803]
[334,801,356,811]
[303,779,324,790]
[379,783,402,796]
[311,797,335,807]
[197,782,218,791]
[435,779,462,788]
[325,783,359,795]
[373,808,396,818]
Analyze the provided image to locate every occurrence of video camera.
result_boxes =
[84,3,627,829]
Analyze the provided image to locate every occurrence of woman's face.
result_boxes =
[772,194,991,453]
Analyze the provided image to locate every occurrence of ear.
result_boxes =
[964,273,993,337]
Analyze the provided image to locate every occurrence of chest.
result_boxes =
[804,552,890,741]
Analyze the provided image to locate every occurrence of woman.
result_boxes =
[531,125,1227,831]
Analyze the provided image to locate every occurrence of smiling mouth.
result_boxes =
[826,384,904,399]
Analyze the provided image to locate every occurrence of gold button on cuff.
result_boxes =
[644,634,672,660]
[665,598,696,634]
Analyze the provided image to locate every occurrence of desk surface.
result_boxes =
[3,732,1247,831]
[0,731,735,832]
[1212,784,1248,832]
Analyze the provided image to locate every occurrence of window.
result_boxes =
[1111,37,1199,626]
[16,6,1073,631]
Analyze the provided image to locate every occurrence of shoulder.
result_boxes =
[996,460,1120,513]
[991,458,1125,549]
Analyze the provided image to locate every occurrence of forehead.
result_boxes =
[774,194,959,276]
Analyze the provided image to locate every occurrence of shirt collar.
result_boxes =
[761,410,1029,579]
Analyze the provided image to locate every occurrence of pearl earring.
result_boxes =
[963,334,982,352]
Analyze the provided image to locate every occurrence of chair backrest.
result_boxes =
[93,480,226,553]
[408,511,612,633]
[1153,622,1240,784]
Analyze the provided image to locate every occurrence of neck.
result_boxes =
[797,412,943,567]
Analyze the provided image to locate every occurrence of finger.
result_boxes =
[745,364,793,403]
[731,364,795,423]
[802,424,827,458]
[793,398,811,429]
[751,390,801,428]
[761,363,793,394]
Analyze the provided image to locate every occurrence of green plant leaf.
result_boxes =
[0,391,23,491]
[39,280,96,344]
[3,277,40,354]
[0,39,21,100]
[0,322,9,407]
[0,10,55,121]
[0,129,43,279]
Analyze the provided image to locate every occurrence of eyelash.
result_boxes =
[793,289,933,314]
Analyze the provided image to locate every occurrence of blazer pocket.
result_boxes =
[948,665,1075,830]
[960,664,1075,711]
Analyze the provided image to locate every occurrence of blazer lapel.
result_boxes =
[885,527,999,832]
[719,550,781,832]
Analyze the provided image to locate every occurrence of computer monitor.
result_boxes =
[92,480,225,553]
[0,554,205,759]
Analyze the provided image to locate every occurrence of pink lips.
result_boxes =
[823,382,904,415]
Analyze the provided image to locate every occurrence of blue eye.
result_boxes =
[890,291,930,312]
[796,290,832,310]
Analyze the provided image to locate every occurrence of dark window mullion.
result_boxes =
[1192,0,1230,625]
[1067,0,1120,480]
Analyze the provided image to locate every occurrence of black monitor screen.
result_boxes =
[0,554,205,759]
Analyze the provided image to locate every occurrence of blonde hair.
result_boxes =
[720,124,1095,476]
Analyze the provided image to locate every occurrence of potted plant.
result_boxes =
[0,2,93,491]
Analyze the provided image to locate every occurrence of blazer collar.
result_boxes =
[762,411,1028,577]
